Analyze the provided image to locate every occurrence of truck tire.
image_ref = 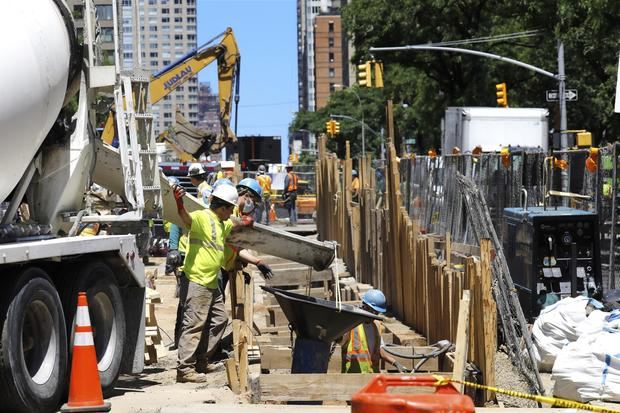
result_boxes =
[61,262,126,396]
[0,268,68,413]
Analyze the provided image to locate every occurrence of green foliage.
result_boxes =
[319,0,620,150]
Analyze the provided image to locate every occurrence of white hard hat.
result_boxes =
[220,160,235,169]
[211,184,238,206]
[187,163,206,177]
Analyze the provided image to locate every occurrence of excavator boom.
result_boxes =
[103,27,239,155]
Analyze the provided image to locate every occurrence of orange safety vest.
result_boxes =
[287,172,298,192]
[342,323,381,373]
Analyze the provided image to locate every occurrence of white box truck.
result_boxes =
[442,107,549,154]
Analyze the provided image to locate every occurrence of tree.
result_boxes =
[339,0,620,149]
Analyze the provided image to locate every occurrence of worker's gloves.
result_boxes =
[256,261,274,279]
[243,271,252,285]
[173,185,186,210]
[241,215,254,227]
[393,361,407,373]
[166,249,183,267]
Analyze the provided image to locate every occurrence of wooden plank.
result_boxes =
[260,345,440,372]
[453,290,471,393]
[258,372,450,402]
[266,269,333,286]
[238,320,249,392]
[225,358,240,394]
[480,238,496,401]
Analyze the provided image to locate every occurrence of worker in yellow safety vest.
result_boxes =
[283,163,298,226]
[172,182,252,383]
[255,165,272,225]
[187,162,213,204]
[340,289,407,373]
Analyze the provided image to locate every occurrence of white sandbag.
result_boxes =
[552,328,620,402]
[531,296,590,372]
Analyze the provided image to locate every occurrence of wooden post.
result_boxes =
[480,239,497,401]
[453,290,471,393]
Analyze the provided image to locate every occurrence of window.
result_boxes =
[149,25,157,31]
[149,52,158,58]
[328,37,334,47]
[174,34,183,40]
[101,27,114,42]
[187,0,195,4]
[164,121,171,127]
[123,26,132,33]
[177,103,185,109]
[329,52,334,63]
[175,52,184,58]
[164,104,172,109]
[162,51,171,58]
[162,17,169,23]
[95,5,113,20]
[149,17,157,24]
[148,7,157,15]
[174,8,182,13]
[187,34,196,41]
[187,8,195,15]
[177,86,184,91]
[162,43,171,48]
[174,0,183,4]
[150,61,158,67]
[163,60,171,65]
[187,25,196,31]
[149,34,157,41]
[189,103,198,109]
[329,83,336,92]
[164,113,172,118]
[162,34,170,40]
[122,0,131,6]
[329,68,335,78]
[175,25,183,31]
[161,25,170,32]
[161,8,169,13]
[174,16,183,23]
[328,22,334,32]
[188,86,197,93]
[123,52,133,59]
[187,17,195,23]
[148,0,156,4]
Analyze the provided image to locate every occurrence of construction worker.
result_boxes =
[351,169,360,203]
[173,182,252,383]
[221,178,274,292]
[255,165,272,225]
[187,162,213,204]
[283,163,298,226]
[340,289,407,374]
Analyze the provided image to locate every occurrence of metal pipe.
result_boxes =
[521,188,528,211]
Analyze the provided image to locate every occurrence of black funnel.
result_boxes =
[261,286,381,343]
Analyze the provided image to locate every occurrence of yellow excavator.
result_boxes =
[102,27,240,158]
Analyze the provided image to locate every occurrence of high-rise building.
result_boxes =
[197,82,220,134]
[68,0,199,136]
[297,0,350,111]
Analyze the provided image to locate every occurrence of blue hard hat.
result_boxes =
[237,178,262,199]
[362,289,387,313]
[213,178,233,189]
[352,169,358,177]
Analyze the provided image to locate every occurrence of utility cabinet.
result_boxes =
[503,206,601,320]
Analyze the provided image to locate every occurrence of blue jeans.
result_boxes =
[255,196,271,224]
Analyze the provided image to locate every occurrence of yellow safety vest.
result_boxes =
[342,323,381,373]
[183,209,232,288]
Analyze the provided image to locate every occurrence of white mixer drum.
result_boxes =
[0,1,72,202]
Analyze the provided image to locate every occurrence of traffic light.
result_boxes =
[326,120,334,136]
[496,82,508,107]
[373,61,384,88]
[357,61,372,87]
[333,121,340,135]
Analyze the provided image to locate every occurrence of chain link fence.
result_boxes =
[399,145,618,288]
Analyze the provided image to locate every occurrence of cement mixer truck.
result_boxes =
[0,2,156,411]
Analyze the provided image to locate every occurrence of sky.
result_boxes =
[197,0,298,162]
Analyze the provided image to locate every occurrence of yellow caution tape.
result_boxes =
[431,375,620,413]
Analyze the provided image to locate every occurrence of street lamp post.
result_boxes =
[334,84,365,158]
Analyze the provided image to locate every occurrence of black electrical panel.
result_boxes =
[502,206,601,320]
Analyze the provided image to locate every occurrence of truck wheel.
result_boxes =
[0,268,68,413]
[61,262,126,396]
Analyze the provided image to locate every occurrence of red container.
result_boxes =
[351,375,475,413]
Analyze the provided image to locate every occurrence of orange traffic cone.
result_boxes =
[269,204,277,222]
[61,292,111,412]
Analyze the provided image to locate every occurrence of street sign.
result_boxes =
[546,89,578,102]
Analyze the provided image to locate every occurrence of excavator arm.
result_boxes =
[102,27,240,156]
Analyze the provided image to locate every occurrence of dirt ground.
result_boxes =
[106,257,248,412]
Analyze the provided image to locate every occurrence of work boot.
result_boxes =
[176,370,208,383]
[196,361,225,374]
